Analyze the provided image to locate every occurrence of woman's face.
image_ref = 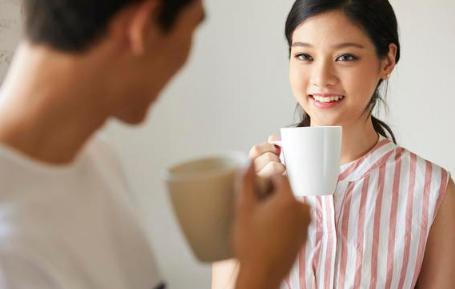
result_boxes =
[289,10,394,127]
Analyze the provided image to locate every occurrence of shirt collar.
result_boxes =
[338,136,397,182]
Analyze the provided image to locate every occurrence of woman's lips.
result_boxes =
[309,94,345,109]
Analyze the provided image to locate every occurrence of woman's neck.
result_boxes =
[339,117,379,165]
[311,116,379,165]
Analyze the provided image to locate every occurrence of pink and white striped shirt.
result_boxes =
[283,137,450,289]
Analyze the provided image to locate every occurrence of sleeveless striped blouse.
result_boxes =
[282,137,450,289]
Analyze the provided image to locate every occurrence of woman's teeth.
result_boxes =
[312,95,344,103]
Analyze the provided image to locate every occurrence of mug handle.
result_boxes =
[268,140,285,165]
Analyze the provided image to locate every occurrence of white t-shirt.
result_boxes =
[0,136,165,289]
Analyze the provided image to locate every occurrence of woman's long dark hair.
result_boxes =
[285,0,399,144]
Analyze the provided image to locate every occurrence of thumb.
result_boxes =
[235,160,259,212]
[298,203,312,240]
[271,175,294,199]
[299,203,312,223]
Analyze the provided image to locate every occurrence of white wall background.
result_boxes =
[0,0,21,82]
[1,0,454,288]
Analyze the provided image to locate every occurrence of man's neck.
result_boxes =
[0,43,111,164]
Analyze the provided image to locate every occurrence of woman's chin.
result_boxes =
[309,119,343,127]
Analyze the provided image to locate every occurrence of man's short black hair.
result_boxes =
[24,0,195,53]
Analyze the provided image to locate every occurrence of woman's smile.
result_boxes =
[309,93,345,109]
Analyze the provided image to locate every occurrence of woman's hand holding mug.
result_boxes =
[249,135,285,178]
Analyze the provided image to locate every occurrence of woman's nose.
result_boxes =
[311,60,338,88]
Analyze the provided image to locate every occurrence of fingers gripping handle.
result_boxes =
[268,140,285,165]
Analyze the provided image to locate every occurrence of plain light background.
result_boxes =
[0,0,21,81]
[1,0,454,288]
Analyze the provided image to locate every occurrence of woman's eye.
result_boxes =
[295,53,313,61]
[336,54,358,62]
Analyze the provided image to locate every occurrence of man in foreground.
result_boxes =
[0,0,310,288]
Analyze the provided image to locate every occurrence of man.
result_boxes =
[0,0,310,288]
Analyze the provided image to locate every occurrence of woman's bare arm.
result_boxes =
[416,178,455,289]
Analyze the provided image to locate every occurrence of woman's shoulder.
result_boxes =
[390,143,452,225]
[392,143,450,178]
[393,143,450,203]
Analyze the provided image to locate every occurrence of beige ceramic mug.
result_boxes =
[162,152,271,263]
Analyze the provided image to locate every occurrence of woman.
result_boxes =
[212,0,455,288]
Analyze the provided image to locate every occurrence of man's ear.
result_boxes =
[108,0,163,56]
[128,0,163,56]
[107,0,163,56]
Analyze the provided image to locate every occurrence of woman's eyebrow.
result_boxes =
[292,42,365,49]
[333,42,365,49]
[291,42,312,48]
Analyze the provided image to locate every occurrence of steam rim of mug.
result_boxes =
[161,152,248,182]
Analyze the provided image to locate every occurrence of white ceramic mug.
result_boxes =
[162,152,271,263]
[270,126,342,196]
